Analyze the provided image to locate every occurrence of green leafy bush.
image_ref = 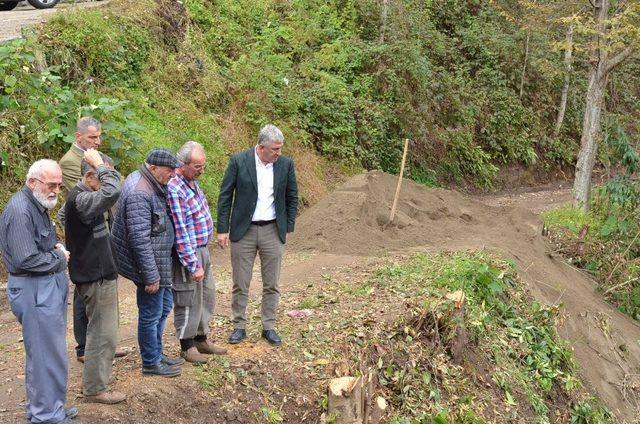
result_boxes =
[39,10,151,87]
[0,39,144,205]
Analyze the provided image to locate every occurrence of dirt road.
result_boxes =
[0,1,108,42]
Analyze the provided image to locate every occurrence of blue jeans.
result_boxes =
[136,286,173,367]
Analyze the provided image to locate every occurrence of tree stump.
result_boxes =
[328,376,363,423]
[370,397,388,424]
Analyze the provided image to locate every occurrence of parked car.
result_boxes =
[0,0,61,10]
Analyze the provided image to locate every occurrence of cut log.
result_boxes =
[328,376,363,424]
[370,397,388,424]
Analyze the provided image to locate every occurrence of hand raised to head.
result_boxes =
[84,149,104,168]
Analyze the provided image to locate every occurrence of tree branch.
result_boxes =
[603,46,634,76]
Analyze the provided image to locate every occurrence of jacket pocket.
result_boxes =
[151,211,166,235]
[38,228,51,244]
[172,282,195,307]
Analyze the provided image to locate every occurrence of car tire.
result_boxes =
[27,0,59,9]
[0,2,19,11]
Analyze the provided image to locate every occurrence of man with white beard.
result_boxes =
[0,159,80,424]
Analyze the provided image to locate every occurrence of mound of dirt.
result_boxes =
[291,171,540,255]
[290,171,640,421]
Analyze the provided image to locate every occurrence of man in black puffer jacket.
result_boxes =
[111,148,183,377]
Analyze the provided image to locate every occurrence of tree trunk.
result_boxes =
[379,0,390,43]
[554,25,574,137]
[573,64,607,210]
[572,0,635,210]
[573,0,608,210]
[519,31,530,99]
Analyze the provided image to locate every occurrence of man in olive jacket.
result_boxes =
[217,124,298,346]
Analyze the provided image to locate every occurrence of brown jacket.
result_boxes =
[59,144,83,193]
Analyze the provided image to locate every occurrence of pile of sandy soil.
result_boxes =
[290,171,640,421]
[291,171,538,255]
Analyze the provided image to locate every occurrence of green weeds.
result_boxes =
[371,252,610,422]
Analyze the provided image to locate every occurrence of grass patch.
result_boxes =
[193,251,609,423]
[544,203,640,320]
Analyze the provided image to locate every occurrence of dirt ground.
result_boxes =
[0,172,638,422]
[0,1,108,42]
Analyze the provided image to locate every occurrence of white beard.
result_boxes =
[33,187,58,210]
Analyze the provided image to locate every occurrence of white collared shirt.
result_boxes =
[252,147,276,221]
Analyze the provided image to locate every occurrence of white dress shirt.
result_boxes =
[252,147,276,221]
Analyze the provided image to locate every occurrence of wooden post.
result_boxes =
[389,138,409,223]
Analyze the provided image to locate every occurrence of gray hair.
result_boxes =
[257,124,284,146]
[177,141,204,165]
[26,159,59,183]
[77,116,101,134]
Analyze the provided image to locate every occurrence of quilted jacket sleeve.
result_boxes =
[125,191,160,285]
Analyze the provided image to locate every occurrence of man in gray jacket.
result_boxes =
[111,148,182,377]
[64,149,125,404]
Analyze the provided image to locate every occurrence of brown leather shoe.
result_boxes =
[77,355,85,364]
[181,346,209,364]
[195,340,227,355]
[85,390,127,404]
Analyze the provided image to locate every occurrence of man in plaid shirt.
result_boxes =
[168,141,227,364]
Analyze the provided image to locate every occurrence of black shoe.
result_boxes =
[161,354,185,366]
[262,329,282,346]
[228,329,246,344]
[142,362,181,377]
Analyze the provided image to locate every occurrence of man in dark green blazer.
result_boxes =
[217,124,298,346]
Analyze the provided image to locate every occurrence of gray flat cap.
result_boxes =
[146,148,180,169]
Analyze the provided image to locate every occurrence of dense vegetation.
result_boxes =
[1,0,639,209]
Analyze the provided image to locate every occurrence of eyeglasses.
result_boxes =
[34,178,63,190]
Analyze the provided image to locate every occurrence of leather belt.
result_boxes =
[251,219,276,226]
[10,271,55,277]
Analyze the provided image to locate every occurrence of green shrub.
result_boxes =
[39,10,151,87]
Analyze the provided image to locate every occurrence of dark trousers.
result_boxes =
[73,286,88,357]
[136,286,173,367]
[8,272,68,424]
